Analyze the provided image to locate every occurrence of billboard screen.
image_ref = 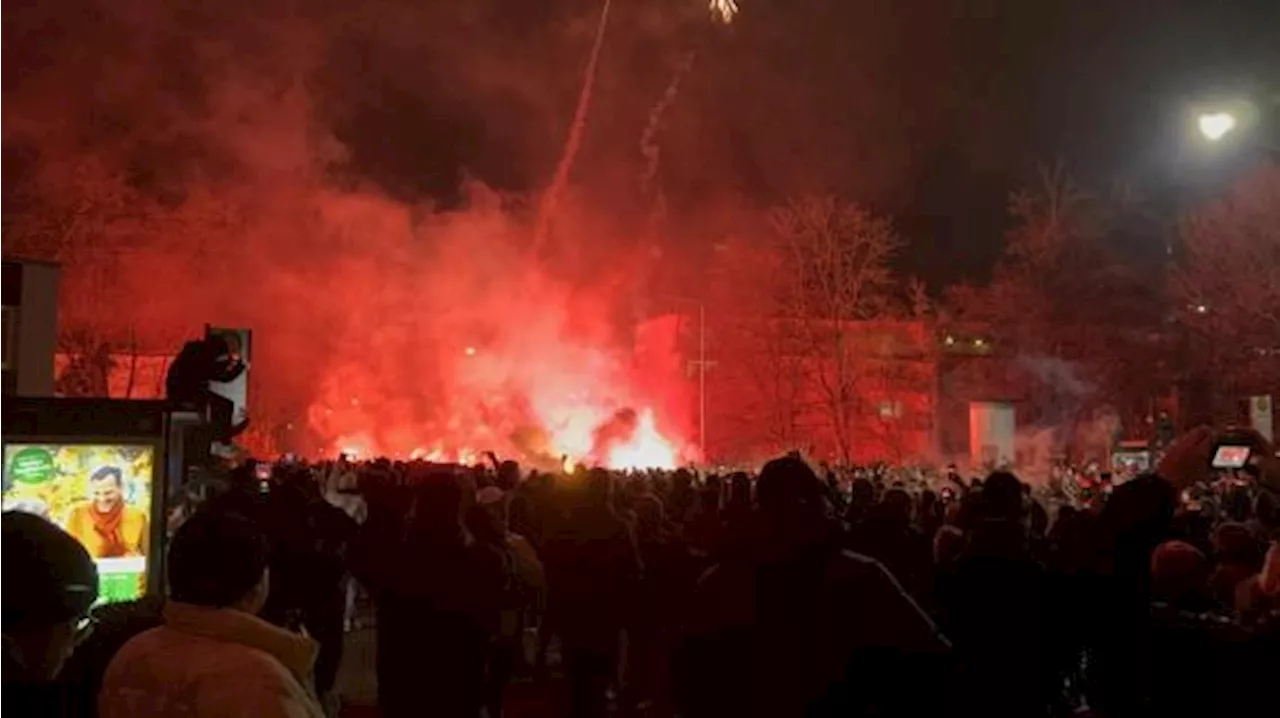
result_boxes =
[2,443,156,605]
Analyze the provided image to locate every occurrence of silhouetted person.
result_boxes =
[3,512,100,715]
[259,472,356,708]
[847,488,932,603]
[367,469,506,718]
[542,468,643,718]
[675,457,950,717]
[935,472,1056,717]
[1085,474,1178,716]
[467,490,535,718]
[165,335,248,444]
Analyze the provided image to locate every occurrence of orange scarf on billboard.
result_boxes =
[92,503,128,558]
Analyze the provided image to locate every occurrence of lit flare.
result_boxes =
[604,408,679,470]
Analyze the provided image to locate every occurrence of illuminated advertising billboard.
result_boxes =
[3,443,156,605]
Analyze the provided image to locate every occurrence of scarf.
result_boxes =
[92,502,128,557]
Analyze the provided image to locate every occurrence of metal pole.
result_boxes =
[699,302,707,459]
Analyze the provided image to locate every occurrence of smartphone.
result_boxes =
[254,462,273,481]
[1212,445,1252,470]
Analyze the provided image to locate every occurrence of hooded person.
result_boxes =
[3,511,100,713]
[675,456,950,718]
[98,508,324,718]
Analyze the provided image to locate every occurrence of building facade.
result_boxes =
[637,312,939,465]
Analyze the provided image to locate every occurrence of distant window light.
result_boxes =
[878,400,902,419]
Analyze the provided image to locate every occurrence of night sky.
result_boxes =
[5,0,1279,284]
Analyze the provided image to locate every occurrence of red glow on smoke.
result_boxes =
[325,372,686,470]
[293,207,695,470]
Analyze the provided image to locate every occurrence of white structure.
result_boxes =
[970,401,1016,470]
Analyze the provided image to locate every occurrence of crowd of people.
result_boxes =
[4,426,1278,717]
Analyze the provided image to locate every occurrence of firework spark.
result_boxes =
[532,0,614,254]
[709,0,739,24]
[639,52,696,207]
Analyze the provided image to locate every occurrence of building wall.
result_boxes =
[639,313,939,465]
[3,259,60,397]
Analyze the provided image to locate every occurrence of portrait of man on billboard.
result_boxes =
[62,465,150,559]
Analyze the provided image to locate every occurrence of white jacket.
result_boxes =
[99,601,325,718]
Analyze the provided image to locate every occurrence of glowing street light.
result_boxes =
[464,346,478,357]
[1197,112,1238,142]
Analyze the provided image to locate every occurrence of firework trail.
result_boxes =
[639,0,738,230]
[532,0,614,255]
[639,51,696,208]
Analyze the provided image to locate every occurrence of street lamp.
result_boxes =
[1197,112,1238,142]
[1190,98,1276,153]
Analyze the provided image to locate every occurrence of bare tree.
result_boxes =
[944,163,1168,428]
[770,196,903,462]
[1175,162,1280,414]
[6,155,162,347]
[716,315,810,454]
[54,328,113,398]
[708,233,811,455]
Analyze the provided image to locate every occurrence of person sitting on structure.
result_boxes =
[165,335,249,444]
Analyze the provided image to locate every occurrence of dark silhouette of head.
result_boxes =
[728,472,752,509]
[583,467,615,508]
[1101,473,1178,579]
[875,488,914,527]
[1150,540,1209,607]
[757,456,826,515]
[2,511,99,683]
[848,478,875,512]
[496,460,521,491]
[409,468,475,536]
[981,471,1025,521]
[168,508,269,612]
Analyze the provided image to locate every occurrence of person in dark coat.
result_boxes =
[363,468,507,718]
[541,469,643,718]
[675,457,951,718]
[934,471,1058,717]
[3,512,100,715]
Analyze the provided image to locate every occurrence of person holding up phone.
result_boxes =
[1158,426,1279,491]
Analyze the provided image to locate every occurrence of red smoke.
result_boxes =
[280,187,694,468]
[2,2,703,469]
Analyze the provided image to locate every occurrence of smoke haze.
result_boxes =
[0,0,1015,456]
